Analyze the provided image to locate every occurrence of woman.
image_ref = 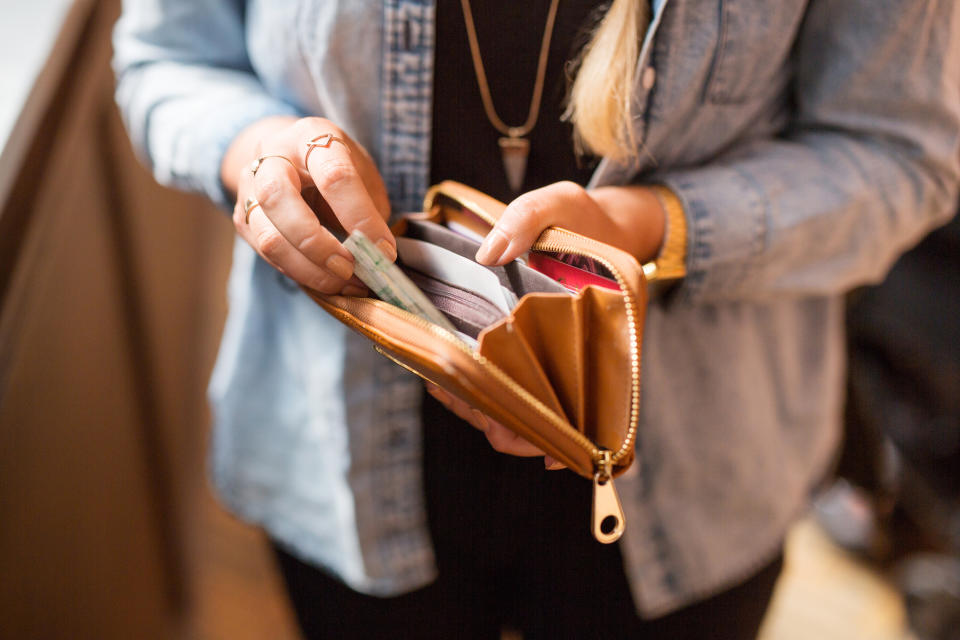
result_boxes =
[114,0,960,637]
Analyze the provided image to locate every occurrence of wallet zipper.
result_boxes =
[532,235,637,546]
[531,233,641,470]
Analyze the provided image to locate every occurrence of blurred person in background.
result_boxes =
[113,1,960,638]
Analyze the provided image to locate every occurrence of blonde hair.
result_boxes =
[564,0,649,161]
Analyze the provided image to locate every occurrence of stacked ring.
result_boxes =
[304,133,349,166]
[249,154,297,177]
[243,197,261,224]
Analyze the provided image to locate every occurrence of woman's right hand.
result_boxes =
[221,115,395,295]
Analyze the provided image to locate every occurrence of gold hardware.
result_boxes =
[373,345,443,388]
[458,0,558,139]
[304,133,349,167]
[459,0,560,191]
[592,451,626,543]
[249,154,297,177]
[243,197,261,224]
[648,185,688,281]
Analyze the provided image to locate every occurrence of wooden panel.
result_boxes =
[0,0,234,637]
[0,109,169,639]
[100,100,235,593]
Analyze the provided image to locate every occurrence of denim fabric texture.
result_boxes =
[113,0,960,616]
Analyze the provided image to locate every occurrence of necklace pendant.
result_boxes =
[498,136,530,194]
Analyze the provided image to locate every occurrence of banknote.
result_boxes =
[343,231,459,335]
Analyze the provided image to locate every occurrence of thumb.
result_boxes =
[475,182,598,266]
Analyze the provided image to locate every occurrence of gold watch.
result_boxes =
[643,185,687,282]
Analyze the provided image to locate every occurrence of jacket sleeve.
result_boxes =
[113,0,301,209]
[656,0,960,303]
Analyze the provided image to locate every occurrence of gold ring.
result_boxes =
[249,154,297,177]
[304,133,349,166]
[243,197,261,224]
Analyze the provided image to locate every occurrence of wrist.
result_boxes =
[588,185,665,264]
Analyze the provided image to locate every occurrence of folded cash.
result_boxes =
[343,231,459,335]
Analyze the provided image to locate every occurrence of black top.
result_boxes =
[430,0,605,203]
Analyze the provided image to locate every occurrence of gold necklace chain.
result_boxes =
[459,0,561,139]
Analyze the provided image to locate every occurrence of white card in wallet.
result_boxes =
[395,237,518,314]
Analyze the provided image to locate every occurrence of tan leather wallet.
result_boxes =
[303,181,648,543]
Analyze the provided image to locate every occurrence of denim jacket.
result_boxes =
[114,0,960,616]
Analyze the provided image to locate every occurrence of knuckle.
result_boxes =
[512,191,541,216]
[293,234,319,257]
[253,177,289,209]
[555,180,586,201]
[294,117,321,135]
[309,273,341,294]
[293,233,334,263]
[484,425,510,449]
[509,194,544,228]
[256,230,284,259]
[296,116,338,137]
[485,431,511,454]
[312,160,358,193]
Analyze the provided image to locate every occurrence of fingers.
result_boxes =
[296,120,397,261]
[244,205,355,293]
[230,116,395,294]
[234,161,359,294]
[353,142,392,221]
[476,181,597,266]
[482,420,547,457]
[251,153,358,285]
[425,384,546,459]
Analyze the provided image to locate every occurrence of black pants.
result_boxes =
[274,391,783,639]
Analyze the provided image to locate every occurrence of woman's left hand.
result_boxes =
[430,181,667,470]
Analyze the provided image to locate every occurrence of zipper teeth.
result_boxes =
[532,230,641,468]
[343,298,601,458]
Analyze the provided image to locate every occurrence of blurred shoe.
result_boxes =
[813,479,891,561]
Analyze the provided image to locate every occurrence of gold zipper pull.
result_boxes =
[592,451,625,544]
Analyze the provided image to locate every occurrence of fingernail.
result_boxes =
[476,229,508,265]
[376,238,397,262]
[341,285,367,297]
[326,254,354,281]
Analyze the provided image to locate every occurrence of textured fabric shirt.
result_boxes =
[113,0,960,616]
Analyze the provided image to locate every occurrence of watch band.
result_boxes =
[645,185,687,281]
